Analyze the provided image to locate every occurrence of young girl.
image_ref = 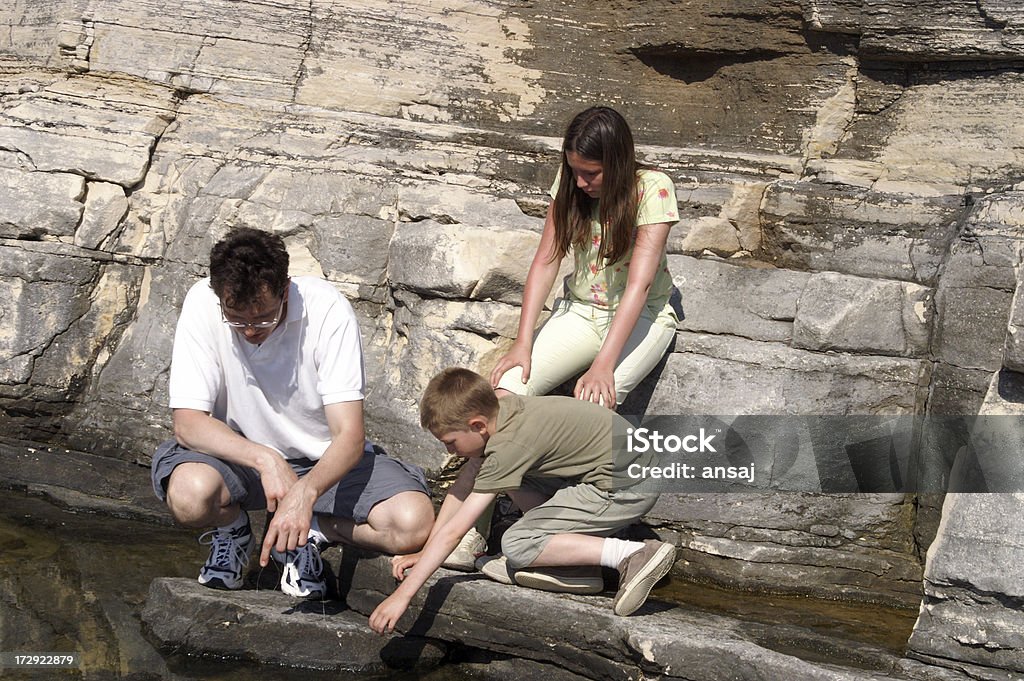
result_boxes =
[490,106,680,410]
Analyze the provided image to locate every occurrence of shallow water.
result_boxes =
[0,487,918,679]
[653,575,918,655]
[0,489,469,681]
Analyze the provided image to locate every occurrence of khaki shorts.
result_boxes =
[500,476,658,570]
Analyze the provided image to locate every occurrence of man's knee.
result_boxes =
[165,463,228,527]
[372,491,433,553]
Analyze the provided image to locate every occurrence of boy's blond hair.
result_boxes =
[420,367,499,434]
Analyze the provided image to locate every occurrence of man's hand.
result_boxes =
[259,477,317,567]
[369,592,412,635]
[257,447,300,513]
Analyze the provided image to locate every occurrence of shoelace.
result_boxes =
[290,541,323,580]
[198,528,250,572]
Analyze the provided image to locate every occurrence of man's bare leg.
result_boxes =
[165,461,240,528]
[319,490,433,554]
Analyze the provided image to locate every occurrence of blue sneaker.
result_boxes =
[197,512,253,590]
[273,540,326,599]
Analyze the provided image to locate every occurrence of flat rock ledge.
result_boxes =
[144,551,916,681]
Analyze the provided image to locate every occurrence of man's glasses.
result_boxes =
[222,296,285,330]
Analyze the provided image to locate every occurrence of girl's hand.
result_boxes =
[574,364,616,410]
[391,552,421,581]
[369,592,412,635]
[490,341,533,387]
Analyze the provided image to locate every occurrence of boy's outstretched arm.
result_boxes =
[369,491,496,634]
[391,457,483,580]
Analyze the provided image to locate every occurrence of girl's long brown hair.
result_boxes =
[551,106,639,265]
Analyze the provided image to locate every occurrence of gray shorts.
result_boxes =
[151,439,430,524]
[500,477,659,570]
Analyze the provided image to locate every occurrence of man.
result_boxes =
[151,227,433,598]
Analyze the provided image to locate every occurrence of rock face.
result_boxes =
[3,0,1024,678]
[143,556,908,681]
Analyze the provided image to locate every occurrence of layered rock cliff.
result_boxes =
[3,1,1024,678]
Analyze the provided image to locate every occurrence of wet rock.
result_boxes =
[0,437,166,522]
[651,493,923,606]
[341,553,904,681]
[906,371,1024,679]
[143,577,447,673]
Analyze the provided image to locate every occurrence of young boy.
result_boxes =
[368,367,675,634]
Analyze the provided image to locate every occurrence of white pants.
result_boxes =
[496,298,677,406]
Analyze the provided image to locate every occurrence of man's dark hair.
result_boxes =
[209,227,289,308]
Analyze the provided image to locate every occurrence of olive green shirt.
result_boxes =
[473,394,638,492]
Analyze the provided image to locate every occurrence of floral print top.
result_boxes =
[550,168,679,313]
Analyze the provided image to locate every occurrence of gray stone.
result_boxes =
[1005,279,1024,374]
[0,75,176,187]
[931,365,994,421]
[61,260,191,461]
[906,372,1024,677]
[671,255,809,343]
[908,494,1024,677]
[143,578,447,673]
[643,332,929,416]
[933,284,1014,373]
[75,181,128,249]
[388,220,538,304]
[0,167,85,239]
[806,1,1024,61]
[793,272,932,357]
[311,214,394,299]
[0,241,100,390]
[676,216,742,255]
[651,493,922,605]
[761,180,964,284]
[342,554,904,681]
[363,289,522,471]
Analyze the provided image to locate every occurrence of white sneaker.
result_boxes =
[197,512,253,590]
[442,527,487,571]
[272,540,326,599]
[475,554,513,585]
[513,565,604,595]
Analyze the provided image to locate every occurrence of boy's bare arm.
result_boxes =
[370,491,496,634]
[391,458,483,580]
[432,458,482,535]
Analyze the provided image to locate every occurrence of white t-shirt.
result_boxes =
[169,276,369,461]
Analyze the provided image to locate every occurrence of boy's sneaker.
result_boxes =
[475,554,514,585]
[613,540,675,616]
[197,513,253,590]
[442,527,487,571]
[273,540,327,599]
[476,554,604,594]
[513,565,604,595]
